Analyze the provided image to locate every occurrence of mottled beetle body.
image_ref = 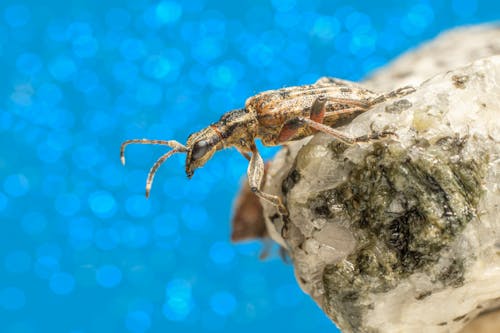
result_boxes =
[249,78,379,145]
[120,77,414,216]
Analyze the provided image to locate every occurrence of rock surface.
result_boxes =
[365,24,500,91]
[261,25,500,333]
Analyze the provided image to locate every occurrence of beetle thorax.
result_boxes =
[215,108,258,149]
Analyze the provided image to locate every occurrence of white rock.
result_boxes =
[262,26,500,333]
[365,24,500,91]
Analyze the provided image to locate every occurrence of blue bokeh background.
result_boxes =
[1,0,498,332]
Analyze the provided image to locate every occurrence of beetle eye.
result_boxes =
[191,140,211,160]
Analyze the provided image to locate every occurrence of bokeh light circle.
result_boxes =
[210,291,237,316]
[0,287,26,311]
[49,272,76,295]
[125,310,151,333]
[88,191,117,219]
[96,265,123,288]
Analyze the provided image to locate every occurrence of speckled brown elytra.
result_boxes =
[120,77,414,216]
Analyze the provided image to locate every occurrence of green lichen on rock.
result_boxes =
[311,137,489,332]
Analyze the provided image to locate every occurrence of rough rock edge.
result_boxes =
[365,24,500,91]
[262,26,500,333]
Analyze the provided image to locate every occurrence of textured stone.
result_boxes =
[261,26,500,333]
[365,24,500,91]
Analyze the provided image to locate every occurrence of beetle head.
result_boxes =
[185,126,221,178]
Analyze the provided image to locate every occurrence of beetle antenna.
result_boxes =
[145,148,185,198]
[120,139,188,165]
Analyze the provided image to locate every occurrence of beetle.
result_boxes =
[120,77,414,216]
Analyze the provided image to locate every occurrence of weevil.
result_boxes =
[120,77,415,216]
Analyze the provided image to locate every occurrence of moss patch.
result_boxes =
[302,137,489,332]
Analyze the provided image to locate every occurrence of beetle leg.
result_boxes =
[368,86,416,106]
[310,94,327,123]
[247,143,289,216]
[277,95,328,142]
[277,118,304,143]
[284,117,394,145]
[236,148,251,161]
[278,95,370,143]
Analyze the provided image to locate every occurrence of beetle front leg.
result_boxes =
[247,144,289,217]
[236,148,251,161]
